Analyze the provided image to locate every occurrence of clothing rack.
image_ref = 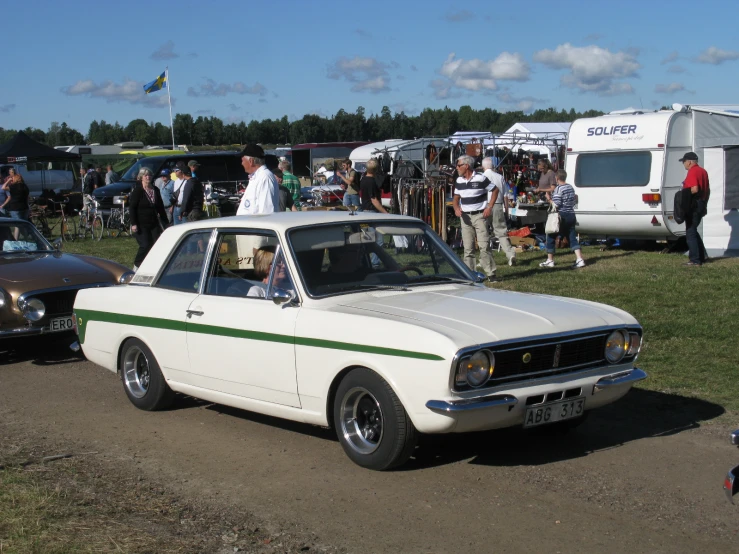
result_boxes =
[390,177,449,241]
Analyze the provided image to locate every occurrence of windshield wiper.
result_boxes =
[344,284,411,292]
[412,275,476,285]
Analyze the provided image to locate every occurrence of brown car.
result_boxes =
[0,218,132,340]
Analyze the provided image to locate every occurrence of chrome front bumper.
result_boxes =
[0,325,45,338]
[426,367,647,414]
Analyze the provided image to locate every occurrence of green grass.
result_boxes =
[61,232,739,413]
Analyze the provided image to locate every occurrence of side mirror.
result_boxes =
[271,288,293,306]
[474,271,486,284]
[52,237,63,251]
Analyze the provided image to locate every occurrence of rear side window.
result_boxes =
[156,231,212,292]
[196,157,228,182]
[226,156,248,182]
[575,152,652,187]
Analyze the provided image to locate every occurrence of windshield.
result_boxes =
[288,221,475,297]
[0,221,53,253]
[120,158,162,182]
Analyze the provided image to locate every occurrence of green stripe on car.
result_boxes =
[73,309,444,361]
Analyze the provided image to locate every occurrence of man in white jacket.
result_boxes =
[236,144,279,216]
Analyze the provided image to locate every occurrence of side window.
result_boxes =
[226,157,248,182]
[204,231,280,298]
[197,158,228,182]
[156,231,212,292]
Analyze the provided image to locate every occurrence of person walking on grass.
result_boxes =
[539,169,585,269]
[679,151,710,266]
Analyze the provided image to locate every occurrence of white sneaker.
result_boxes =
[539,259,555,268]
[573,259,586,269]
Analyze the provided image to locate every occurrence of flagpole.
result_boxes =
[166,67,175,150]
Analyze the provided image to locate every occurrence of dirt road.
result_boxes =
[1,341,738,553]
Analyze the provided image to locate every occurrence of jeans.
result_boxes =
[546,212,579,254]
[133,225,163,267]
[9,209,30,221]
[461,210,496,275]
[343,194,361,210]
[172,206,183,225]
[685,201,707,264]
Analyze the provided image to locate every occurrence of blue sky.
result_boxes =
[3,0,738,135]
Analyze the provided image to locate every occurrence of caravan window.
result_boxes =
[575,152,651,187]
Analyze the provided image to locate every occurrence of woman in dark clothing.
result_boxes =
[129,167,168,270]
[6,172,30,220]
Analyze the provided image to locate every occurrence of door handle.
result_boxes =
[186,309,204,318]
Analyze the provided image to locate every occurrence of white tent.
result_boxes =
[448,123,570,158]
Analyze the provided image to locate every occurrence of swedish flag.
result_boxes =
[143,71,167,94]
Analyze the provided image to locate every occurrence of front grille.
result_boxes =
[456,331,612,391]
[32,290,79,318]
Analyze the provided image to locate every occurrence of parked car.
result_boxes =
[1,163,76,197]
[91,151,247,217]
[724,429,739,503]
[73,212,647,470]
[0,218,132,341]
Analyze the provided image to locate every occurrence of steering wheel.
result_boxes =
[398,266,423,276]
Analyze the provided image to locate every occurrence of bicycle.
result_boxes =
[29,197,77,242]
[107,195,131,238]
[77,194,104,241]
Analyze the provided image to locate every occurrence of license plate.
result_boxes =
[523,397,585,428]
[46,316,74,333]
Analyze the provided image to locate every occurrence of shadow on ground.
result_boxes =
[0,335,82,367]
[404,388,725,470]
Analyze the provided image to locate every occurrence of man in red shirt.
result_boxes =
[680,151,710,265]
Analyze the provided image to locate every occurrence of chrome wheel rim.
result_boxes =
[122,346,150,398]
[340,387,384,455]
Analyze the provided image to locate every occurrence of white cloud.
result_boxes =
[444,10,474,22]
[151,40,179,61]
[661,51,679,65]
[655,83,689,94]
[497,93,546,112]
[327,57,392,93]
[668,64,686,74]
[187,79,268,97]
[60,78,170,107]
[695,46,739,65]
[0,104,16,113]
[430,78,461,100]
[432,52,530,98]
[533,43,639,95]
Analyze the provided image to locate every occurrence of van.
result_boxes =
[0,163,76,197]
[565,104,739,256]
[92,151,247,216]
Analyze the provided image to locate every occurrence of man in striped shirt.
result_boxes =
[453,155,498,282]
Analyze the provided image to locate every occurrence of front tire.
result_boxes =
[334,368,418,470]
[92,215,104,241]
[120,338,174,411]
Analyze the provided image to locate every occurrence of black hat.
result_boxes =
[239,143,265,158]
[679,152,698,162]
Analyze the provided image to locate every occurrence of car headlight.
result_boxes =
[0,288,7,309]
[119,271,135,284]
[19,297,46,322]
[605,330,628,364]
[456,350,495,388]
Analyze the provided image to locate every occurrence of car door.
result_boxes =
[146,229,214,384]
[185,230,301,407]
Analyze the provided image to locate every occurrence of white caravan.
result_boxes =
[565,104,739,256]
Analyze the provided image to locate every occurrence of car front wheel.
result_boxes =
[120,338,174,411]
[334,368,418,470]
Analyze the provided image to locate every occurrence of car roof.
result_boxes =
[176,211,419,233]
[136,151,242,163]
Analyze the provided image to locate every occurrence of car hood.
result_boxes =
[93,182,134,196]
[0,253,112,288]
[335,285,638,346]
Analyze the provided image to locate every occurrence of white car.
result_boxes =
[73,212,646,470]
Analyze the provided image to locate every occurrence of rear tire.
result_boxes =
[61,217,76,242]
[334,368,418,470]
[120,338,174,411]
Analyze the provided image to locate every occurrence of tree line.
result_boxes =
[0,105,604,148]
